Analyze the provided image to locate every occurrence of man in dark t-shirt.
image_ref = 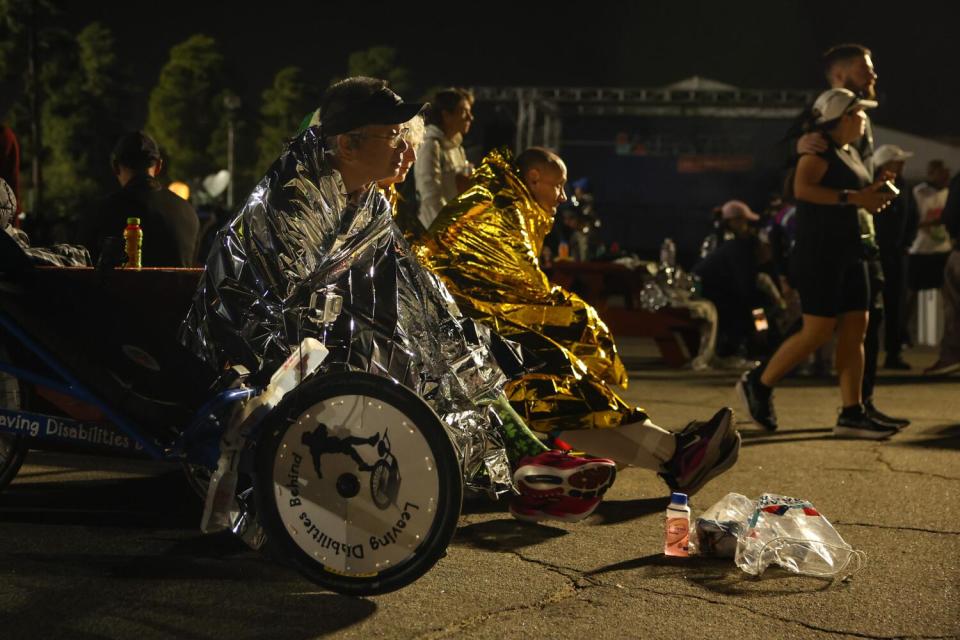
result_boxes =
[83,131,200,267]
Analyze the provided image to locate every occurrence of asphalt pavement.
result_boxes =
[0,343,957,639]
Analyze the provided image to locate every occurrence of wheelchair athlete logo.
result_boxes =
[301,423,401,510]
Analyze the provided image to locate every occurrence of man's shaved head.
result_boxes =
[516,147,564,178]
[516,147,568,215]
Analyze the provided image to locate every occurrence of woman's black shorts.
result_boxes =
[792,256,869,318]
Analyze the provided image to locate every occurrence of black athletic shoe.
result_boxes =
[864,401,910,429]
[736,369,777,431]
[660,407,741,497]
[834,409,899,440]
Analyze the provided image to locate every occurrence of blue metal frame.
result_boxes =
[0,309,258,465]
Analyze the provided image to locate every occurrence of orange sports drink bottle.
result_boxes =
[124,217,142,269]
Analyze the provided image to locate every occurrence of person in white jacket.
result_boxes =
[415,88,474,230]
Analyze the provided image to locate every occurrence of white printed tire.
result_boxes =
[254,371,461,596]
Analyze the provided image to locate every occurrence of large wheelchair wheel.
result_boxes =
[254,371,462,596]
[0,372,28,492]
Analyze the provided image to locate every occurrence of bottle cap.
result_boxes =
[127,217,141,225]
[670,492,688,505]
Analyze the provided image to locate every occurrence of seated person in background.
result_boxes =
[416,147,740,497]
[82,131,199,267]
[1,178,89,267]
[700,199,757,259]
[550,208,589,262]
[693,211,781,363]
[551,177,601,262]
[181,78,615,523]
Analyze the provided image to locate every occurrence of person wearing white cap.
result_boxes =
[738,87,899,440]
[872,144,914,371]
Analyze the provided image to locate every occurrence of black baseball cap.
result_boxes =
[319,77,425,137]
[111,131,161,171]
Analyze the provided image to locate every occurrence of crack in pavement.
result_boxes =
[835,521,960,535]
[874,450,960,482]
[418,550,589,639]
[427,527,958,639]
[607,581,951,640]
[462,550,958,640]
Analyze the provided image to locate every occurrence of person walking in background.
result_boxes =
[925,169,960,376]
[738,89,897,439]
[415,88,474,230]
[83,131,200,267]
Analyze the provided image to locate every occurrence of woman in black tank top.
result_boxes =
[737,88,898,438]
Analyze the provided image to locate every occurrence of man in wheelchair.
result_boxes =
[416,146,741,498]
[180,77,616,523]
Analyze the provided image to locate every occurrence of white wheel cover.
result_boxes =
[272,394,440,577]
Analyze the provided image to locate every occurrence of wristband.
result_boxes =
[838,190,852,204]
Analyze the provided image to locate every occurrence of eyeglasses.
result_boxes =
[348,127,410,149]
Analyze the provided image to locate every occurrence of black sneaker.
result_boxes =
[834,409,899,440]
[736,369,777,431]
[864,400,910,429]
[882,356,911,371]
[660,407,740,497]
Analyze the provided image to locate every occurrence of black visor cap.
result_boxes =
[321,86,425,137]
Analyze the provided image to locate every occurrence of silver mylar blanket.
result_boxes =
[180,127,512,490]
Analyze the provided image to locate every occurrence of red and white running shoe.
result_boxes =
[512,450,617,501]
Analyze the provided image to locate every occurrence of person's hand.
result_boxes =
[852,182,895,214]
[878,169,896,183]
[797,132,828,155]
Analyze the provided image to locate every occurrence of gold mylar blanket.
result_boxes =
[416,149,647,432]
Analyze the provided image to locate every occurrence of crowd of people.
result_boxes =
[3,41,957,524]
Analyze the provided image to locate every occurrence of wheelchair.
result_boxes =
[0,233,462,595]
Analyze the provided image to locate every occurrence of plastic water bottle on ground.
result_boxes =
[664,492,691,557]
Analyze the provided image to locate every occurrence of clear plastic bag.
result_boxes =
[694,492,866,579]
[735,493,866,579]
[693,492,755,558]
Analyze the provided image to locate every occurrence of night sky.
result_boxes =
[60,0,960,137]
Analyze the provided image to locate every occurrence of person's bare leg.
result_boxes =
[760,314,836,386]
[835,310,869,407]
